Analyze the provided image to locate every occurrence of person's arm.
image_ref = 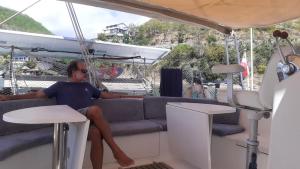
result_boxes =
[0,81,60,101]
[100,92,143,99]
[0,90,47,101]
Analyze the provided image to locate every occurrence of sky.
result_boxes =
[0,0,150,39]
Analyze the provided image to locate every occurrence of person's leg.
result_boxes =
[88,126,103,169]
[86,105,134,167]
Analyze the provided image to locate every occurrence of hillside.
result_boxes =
[99,18,300,83]
[125,19,300,47]
[0,6,52,34]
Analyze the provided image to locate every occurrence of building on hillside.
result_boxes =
[14,55,28,62]
[103,23,129,37]
[12,55,29,68]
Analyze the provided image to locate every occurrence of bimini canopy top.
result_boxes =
[0,29,170,64]
[64,0,300,34]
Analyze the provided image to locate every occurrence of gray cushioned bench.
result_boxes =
[0,96,244,161]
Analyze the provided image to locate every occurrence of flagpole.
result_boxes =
[250,28,254,91]
[245,50,250,90]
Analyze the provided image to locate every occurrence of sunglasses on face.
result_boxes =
[78,69,88,74]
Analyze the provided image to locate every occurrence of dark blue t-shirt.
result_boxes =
[43,81,101,110]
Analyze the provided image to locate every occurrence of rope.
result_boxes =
[65,2,97,86]
[0,0,42,26]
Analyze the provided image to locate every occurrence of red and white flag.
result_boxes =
[240,57,249,78]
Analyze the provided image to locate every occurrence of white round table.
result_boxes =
[3,105,87,169]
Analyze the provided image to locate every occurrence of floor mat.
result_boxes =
[122,162,174,169]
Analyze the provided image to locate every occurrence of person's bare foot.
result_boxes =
[113,151,134,167]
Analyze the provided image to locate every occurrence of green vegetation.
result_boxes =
[97,33,107,41]
[24,60,37,69]
[0,6,52,34]
[159,44,197,68]
[254,41,274,74]
[0,54,9,70]
[158,43,240,82]
[101,16,300,81]
[100,19,207,46]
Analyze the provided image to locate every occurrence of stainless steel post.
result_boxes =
[62,124,69,169]
[53,123,68,169]
[246,119,259,169]
[58,124,65,169]
[53,123,60,169]
[224,35,230,65]
[226,74,234,105]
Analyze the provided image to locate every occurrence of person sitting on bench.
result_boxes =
[0,60,142,169]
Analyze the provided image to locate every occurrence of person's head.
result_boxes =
[193,77,202,85]
[67,60,88,82]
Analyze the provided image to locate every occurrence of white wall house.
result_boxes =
[103,23,129,37]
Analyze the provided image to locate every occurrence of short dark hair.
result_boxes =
[193,77,202,85]
[67,59,84,77]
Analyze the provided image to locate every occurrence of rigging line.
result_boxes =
[67,4,93,64]
[66,4,84,51]
[0,0,42,26]
[67,5,95,70]
[69,4,99,84]
[91,56,142,60]
[68,3,90,56]
[65,4,88,59]
[65,2,96,85]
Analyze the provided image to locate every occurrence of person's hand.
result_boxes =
[0,95,8,101]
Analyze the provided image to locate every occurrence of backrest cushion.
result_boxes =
[143,96,219,119]
[0,99,56,136]
[93,98,144,123]
[143,96,240,125]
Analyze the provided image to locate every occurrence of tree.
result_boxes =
[97,33,107,41]
[132,25,151,45]
[24,60,37,69]
[158,43,238,82]
[122,34,132,44]
[198,44,226,81]
[254,40,274,74]
[176,24,188,43]
[159,44,197,68]
[206,34,217,45]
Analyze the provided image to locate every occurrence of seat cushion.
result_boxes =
[110,120,162,136]
[150,119,168,131]
[0,127,53,161]
[0,120,162,160]
[212,109,240,125]
[93,99,144,123]
[149,119,244,136]
[234,91,268,110]
[212,124,245,136]
[0,99,56,136]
